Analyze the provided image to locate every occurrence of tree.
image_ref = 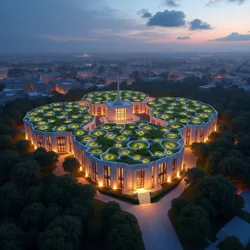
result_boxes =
[64,204,88,223]
[39,227,68,250]
[0,223,24,250]
[46,216,83,248]
[44,203,62,227]
[191,143,212,162]
[0,183,24,218]
[171,198,190,214]
[101,201,121,223]
[62,157,80,174]
[196,176,244,217]
[185,168,204,186]
[108,214,143,250]
[10,160,41,189]
[34,148,59,173]
[180,205,211,246]
[25,186,43,204]
[217,157,250,183]
[217,236,244,250]
[0,150,20,185]
[0,135,14,151]
[14,140,32,154]
[21,202,45,229]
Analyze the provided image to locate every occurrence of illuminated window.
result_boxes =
[171,159,177,179]
[57,137,66,153]
[118,168,124,189]
[116,108,126,121]
[92,162,98,182]
[36,134,42,148]
[158,163,167,183]
[152,166,155,188]
[46,136,52,151]
[104,166,111,187]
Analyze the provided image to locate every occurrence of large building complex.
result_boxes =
[24,85,217,194]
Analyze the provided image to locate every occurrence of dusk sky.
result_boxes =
[1,0,250,53]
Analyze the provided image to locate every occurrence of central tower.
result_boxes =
[105,73,133,123]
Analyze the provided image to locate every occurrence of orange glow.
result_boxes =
[167,177,171,183]
[177,172,180,178]
[79,166,83,171]
[113,185,117,190]
[99,183,103,187]
[85,173,88,177]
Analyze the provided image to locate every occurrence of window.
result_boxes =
[92,162,98,182]
[81,152,85,172]
[134,105,139,113]
[46,136,52,151]
[118,168,124,189]
[152,166,155,188]
[195,128,198,142]
[104,166,111,187]
[171,159,177,179]
[158,163,167,183]
[57,137,66,153]
[116,108,126,121]
[97,107,102,116]
[36,134,42,148]
[200,128,205,142]
[186,128,191,145]
[69,136,72,152]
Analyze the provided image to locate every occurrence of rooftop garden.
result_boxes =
[82,90,148,104]
[74,121,183,165]
[24,102,95,132]
[147,97,217,127]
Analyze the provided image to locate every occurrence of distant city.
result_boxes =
[1,52,250,105]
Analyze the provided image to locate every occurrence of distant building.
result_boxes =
[3,77,34,91]
[40,72,61,84]
[51,78,81,94]
[0,88,28,105]
[28,91,52,100]
[77,70,96,78]
[143,76,164,82]
[104,76,134,85]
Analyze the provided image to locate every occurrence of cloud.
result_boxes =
[176,36,190,40]
[206,0,246,6]
[189,19,212,30]
[210,32,250,41]
[163,0,180,7]
[147,10,186,28]
[137,9,152,18]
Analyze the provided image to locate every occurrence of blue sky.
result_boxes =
[0,0,249,53]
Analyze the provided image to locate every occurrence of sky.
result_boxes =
[0,0,250,53]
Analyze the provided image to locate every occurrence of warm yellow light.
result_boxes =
[79,166,83,171]
[177,172,180,178]
[99,183,103,187]
[85,173,88,177]
[113,185,117,190]
[167,177,171,183]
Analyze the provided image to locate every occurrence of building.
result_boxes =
[0,88,28,105]
[40,72,61,84]
[77,70,96,78]
[24,87,217,196]
[3,77,35,91]
[51,78,81,94]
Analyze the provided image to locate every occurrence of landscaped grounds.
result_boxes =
[82,90,148,104]
[74,122,183,164]
[25,102,95,132]
[147,97,216,126]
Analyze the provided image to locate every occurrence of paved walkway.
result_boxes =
[53,148,197,250]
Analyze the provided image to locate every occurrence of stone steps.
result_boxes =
[138,191,151,204]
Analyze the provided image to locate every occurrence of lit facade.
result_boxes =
[24,90,217,193]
